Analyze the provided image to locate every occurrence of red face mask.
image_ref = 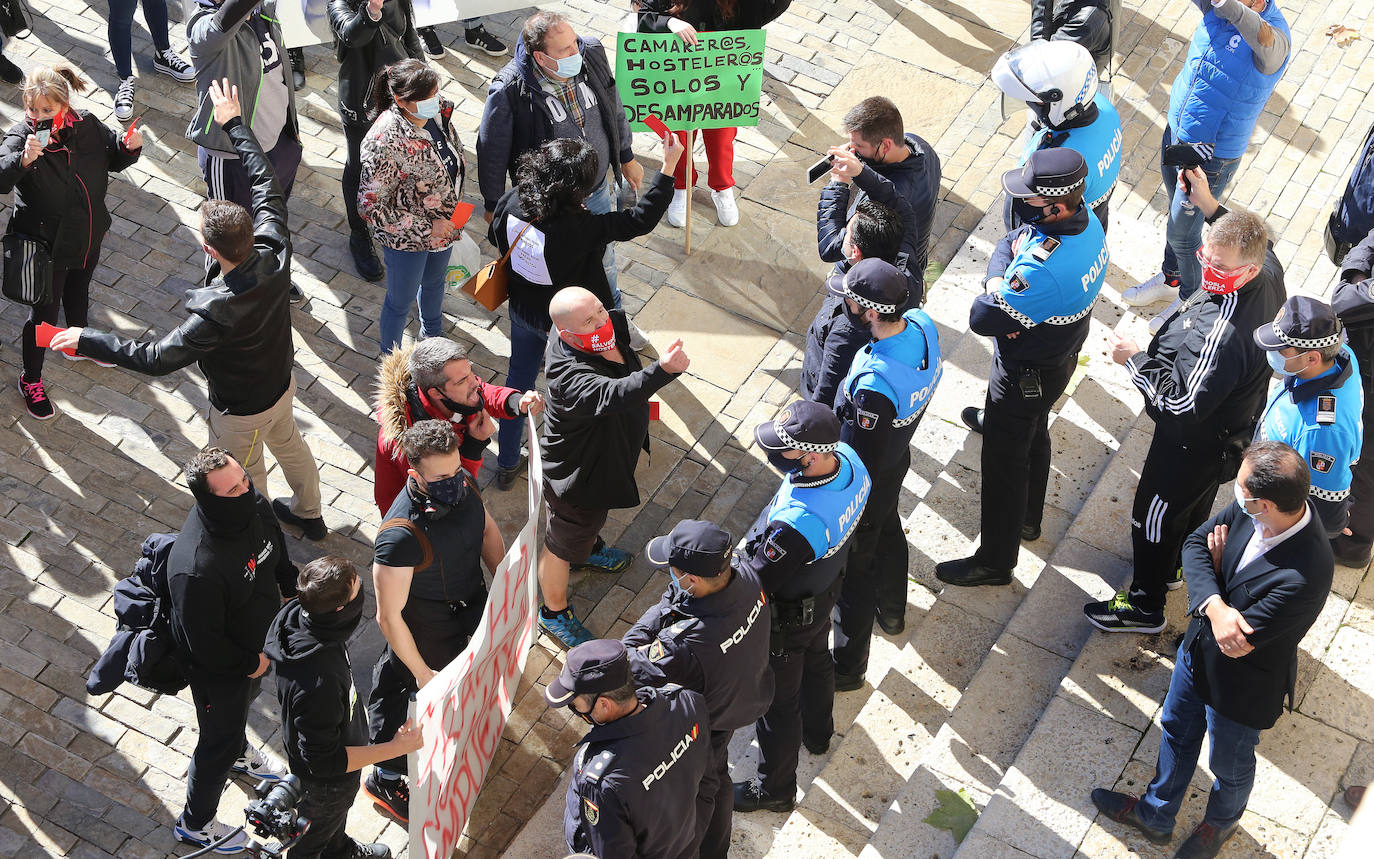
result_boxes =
[560,316,617,354]
[1196,249,1252,295]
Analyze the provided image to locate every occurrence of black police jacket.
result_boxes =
[1333,228,1374,385]
[623,566,774,732]
[565,685,711,859]
[1031,0,1114,70]
[79,119,297,417]
[329,0,425,126]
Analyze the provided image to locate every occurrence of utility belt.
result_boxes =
[1001,355,1073,402]
[768,578,840,656]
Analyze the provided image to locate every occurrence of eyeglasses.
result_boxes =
[1194,248,1249,275]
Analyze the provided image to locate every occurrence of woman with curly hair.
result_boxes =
[487,132,682,489]
[358,59,466,354]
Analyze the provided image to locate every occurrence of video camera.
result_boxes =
[245,775,311,851]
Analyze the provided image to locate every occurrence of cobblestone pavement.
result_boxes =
[0,1,1371,857]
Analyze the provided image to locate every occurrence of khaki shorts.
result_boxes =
[542,483,609,564]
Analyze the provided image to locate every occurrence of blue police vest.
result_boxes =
[763,443,871,598]
[1259,349,1365,501]
[1168,2,1290,159]
[997,212,1108,328]
[841,308,942,430]
[1021,93,1123,211]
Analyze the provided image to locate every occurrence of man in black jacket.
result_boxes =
[53,80,327,542]
[330,0,426,281]
[1085,179,1285,633]
[538,286,690,649]
[1091,442,1332,859]
[266,556,423,859]
[1030,0,1116,73]
[168,447,296,853]
[1331,227,1374,566]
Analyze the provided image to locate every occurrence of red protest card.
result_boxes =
[122,116,141,146]
[644,114,670,138]
[34,322,76,356]
[649,401,660,420]
[450,201,475,229]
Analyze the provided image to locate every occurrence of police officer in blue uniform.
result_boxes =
[993,40,1122,230]
[733,401,871,813]
[548,639,711,859]
[623,519,773,859]
[938,148,1107,587]
[828,259,942,686]
[1253,296,1365,536]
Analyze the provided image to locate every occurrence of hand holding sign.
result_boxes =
[661,127,685,174]
[40,324,82,356]
[667,17,699,46]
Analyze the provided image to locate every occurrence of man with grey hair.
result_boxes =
[374,338,544,515]
[477,10,648,347]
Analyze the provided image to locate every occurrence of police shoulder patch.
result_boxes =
[1311,452,1336,474]
[583,796,599,825]
[647,639,667,663]
[762,529,787,563]
[1008,274,1031,294]
[856,407,879,430]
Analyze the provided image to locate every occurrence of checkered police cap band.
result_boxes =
[1272,320,1342,350]
[1034,176,1084,197]
[842,283,897,315]
[773,419,838,453]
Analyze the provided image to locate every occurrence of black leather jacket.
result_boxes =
[1030,0,1114,71]
[79,118,297,417]
[329,0,425,126]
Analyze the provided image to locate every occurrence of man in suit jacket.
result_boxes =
[1090,440,1333,859]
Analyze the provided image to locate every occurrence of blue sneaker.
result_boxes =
[539,607,593,650]
[578,540,632,574]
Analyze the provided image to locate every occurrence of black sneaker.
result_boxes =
[346,840,392,859]
[802,733,830,755]
[271,498,327,541]
[875,608,904,635]
[961,406,984,434]
[833,669,863,693]
[363,771,409,823]
[1021,522,1041,542]
[289,284,305,304]
[0,55,24,85]
[732,779,794,813]
[19,374,55,420]
[1174,821,1237,858]
[464,24,508,56]
[495,455,526,491]
[152,48,195,82]
[349,230,385,282]
[287,48,305,91]
[1166,565,1184,591]
[1089,789,1173,845]
[935,556,1012,587]
[1083,592,1166,634]
[419,27,444,58]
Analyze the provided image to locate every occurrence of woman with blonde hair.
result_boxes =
[0,63,143,419]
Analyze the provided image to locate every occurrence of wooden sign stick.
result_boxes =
[685,128,695,255]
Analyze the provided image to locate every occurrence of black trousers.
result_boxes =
[341,119,370,235]
[1128,433,1227,612]
[695,729,733,859]
[366,596,483,773]
[755,589,837,798]
[198,130,302,208]
[1345,357,1374,547]
[975,353,1077,570]
[833,450,909,677]
[289,772,361,858]
[183,675,260,829]
[21,245,101,379]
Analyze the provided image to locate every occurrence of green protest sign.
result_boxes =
[615,29,766,132]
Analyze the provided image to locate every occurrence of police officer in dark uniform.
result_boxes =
[733,401,871,813]
[364,420,506,822]
[829,259,942,685]
[1332,227,1374,566]
[548,639,712,859]
[937,148,1107,587]
[1253,296,1364,536]
[623,519,773,859]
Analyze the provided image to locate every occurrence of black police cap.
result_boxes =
[646,519,733,578]
[545,639,630,706]
[754,400,841,453]
[1002,147,1088,199]
[826,257,909,315]
[1253,295,1343,351]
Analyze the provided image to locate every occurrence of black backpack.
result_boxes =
[87,534,189,696]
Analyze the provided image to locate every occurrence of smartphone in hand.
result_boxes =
[34,118,53,148]
[806,154,834,184]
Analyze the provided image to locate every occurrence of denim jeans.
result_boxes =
[496,312,549,470]
[1160,127,1242,299]
[1136,646,1262,831]
[379,245,452,354]
[108,0,173,79]
[583,179,623,307]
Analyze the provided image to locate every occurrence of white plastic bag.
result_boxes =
[445,230,482,291]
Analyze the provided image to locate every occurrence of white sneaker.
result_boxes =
[1148,296,1183,335]
[1122,273,1178,307]
[710,186,739,227]
[627,318,650,351]
[231,744,286,781]
[174,817,251,853]
[666,189,687,228]
[113,76,135,121]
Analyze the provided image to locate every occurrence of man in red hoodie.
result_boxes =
[374,338,543,515]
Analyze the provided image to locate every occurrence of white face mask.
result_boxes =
[1233,482,1260,521]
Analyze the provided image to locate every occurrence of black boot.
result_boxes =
[350,230,385,282]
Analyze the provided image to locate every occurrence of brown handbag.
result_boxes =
[463,221,532,312]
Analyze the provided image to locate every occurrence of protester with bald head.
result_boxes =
[536,287,691,649]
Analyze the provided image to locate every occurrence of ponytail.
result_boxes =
[21,63,90,112]
[367,59,439,122]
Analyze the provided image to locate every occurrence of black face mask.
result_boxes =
[1011,197,1050,225]
[193,481,258,534]
[435,389,482,417]
[766,449,804,475]
[843,303,870,328]
[426,473,467,506]
[306,587,366,639]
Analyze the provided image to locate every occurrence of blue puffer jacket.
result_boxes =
[1168,0,1289,159]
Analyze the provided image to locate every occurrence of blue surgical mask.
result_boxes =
[1266,349,1300,377]
[1233,482,1259,521]
[410,95,441,120]
[552,51,583,79]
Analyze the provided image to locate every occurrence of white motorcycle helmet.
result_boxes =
[992,40,1098,129]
